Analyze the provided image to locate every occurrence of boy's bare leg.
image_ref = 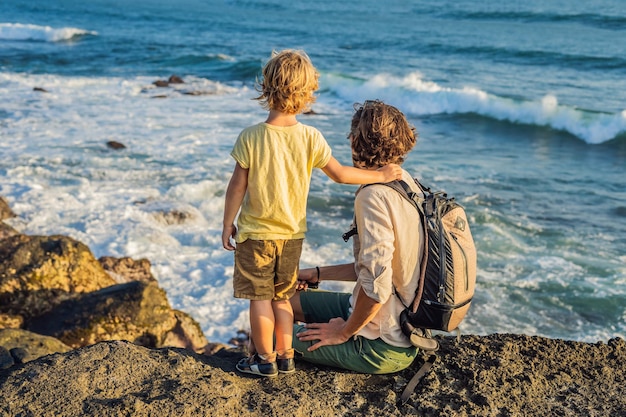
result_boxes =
[249,299,275,358]
[272,299,293,355]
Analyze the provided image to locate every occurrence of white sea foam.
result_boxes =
[0,22,97,42]
[325,71,626,144]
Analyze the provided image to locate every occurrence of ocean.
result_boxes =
[1,0,625,345]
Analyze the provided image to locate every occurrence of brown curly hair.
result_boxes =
[349,100,417,168]
[254,50,319,115]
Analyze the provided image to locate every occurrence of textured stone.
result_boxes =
[0,234,115,318]
[0,329,71,363]
[98,256,156,284]
[0,197,16,221]
[0,335,624,416]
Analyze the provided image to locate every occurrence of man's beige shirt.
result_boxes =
[350,170,424,348]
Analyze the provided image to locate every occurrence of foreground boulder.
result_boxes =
[0,334,624,416]
[27,281,176,348]
[27,280,208,352]
[0,234,115,319]
[0,230,211,353]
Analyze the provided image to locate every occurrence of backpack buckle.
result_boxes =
[400,309,439,351]
[342,227,357,242]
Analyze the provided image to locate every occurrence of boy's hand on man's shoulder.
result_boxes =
[378,163,403,182]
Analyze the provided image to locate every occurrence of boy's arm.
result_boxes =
[222,162,248,251]
[321,156,402,184]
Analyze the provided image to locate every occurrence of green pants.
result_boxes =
[292,290,418,374]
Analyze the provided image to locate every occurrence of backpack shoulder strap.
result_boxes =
[400,354,437,404]
[376,180,430,313]
[342,180,418,241]
[376,180,423,213]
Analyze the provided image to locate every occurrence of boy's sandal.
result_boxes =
[236,354,278,377]
[277,357,295,374]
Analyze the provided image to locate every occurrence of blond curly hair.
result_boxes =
[349,100,417,168]
[255,50,319,115]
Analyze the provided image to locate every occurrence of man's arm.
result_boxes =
[222,162,248,251]
[321,156,401,184]
[295,287,382,351]
[298,263,357,284]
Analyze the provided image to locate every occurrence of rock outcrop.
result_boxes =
[0,197,210,355]
[0,234,116,319]
[1,334,625,416]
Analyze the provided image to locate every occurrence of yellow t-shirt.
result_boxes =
[231,122,332,242]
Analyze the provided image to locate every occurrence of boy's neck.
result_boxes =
[265,110,298,127]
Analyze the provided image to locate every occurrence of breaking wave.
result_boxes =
[0,22,97,42]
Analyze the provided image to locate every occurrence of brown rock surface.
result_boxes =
[99,256,157,284]
[0,223,19,241]
[0,334,624,416]
[0,234,115,318]
[0,197,16,221]
[0,314,23,329]
[26,280,207,351]
[0,329,71,365]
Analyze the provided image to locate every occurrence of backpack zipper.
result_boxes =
[449,231,469,292]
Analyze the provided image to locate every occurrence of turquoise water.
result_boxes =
[1,0,625,343]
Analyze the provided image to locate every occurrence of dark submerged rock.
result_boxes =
[168,75,184,84]
[106,140,126,150]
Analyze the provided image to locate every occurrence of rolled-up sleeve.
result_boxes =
[354,187,395,304]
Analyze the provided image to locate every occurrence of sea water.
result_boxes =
[1,0,625,344]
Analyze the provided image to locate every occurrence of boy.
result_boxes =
[222,50,401,377]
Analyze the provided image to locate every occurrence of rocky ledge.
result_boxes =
[1,334,624,416]
[1,197,625,416]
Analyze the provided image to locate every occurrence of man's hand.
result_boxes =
[296,317,350,351]
[296,267,317,291]
[222,224,237,251]
[378,163,402,182]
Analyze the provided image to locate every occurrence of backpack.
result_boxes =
[343,178,477,403]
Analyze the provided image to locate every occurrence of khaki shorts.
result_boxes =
[233,238,303,301]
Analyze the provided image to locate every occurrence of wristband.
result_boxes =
[309,266,320,289]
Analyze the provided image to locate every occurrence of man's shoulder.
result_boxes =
[356,176,417,206]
